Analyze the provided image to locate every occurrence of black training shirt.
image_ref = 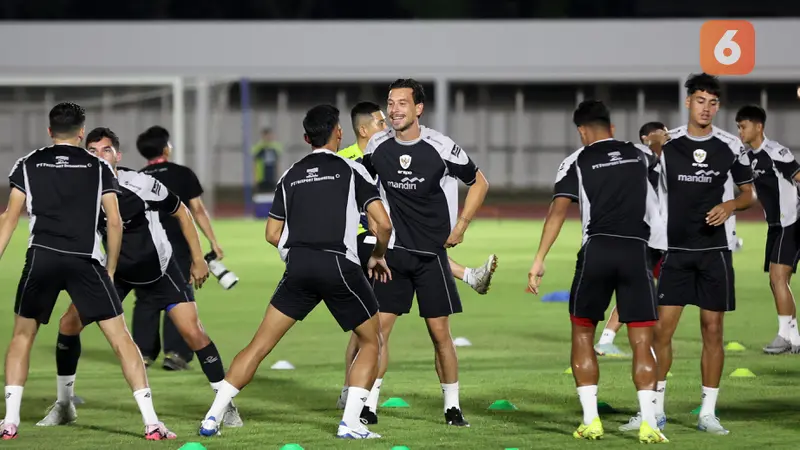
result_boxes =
[269,149,381,265]
[9,144,120,264]
[362,126,479,254]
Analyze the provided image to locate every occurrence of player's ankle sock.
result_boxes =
[364,378,382,412]
[3,386,23,426]
[342,386,369,428]
[699,386,719,417]
[778,315,792,340]
[55,333,81,377]
[598,329,616,346]
[57,375,76,403]
[462,268,475,286]
[204,380,239,421]
[655,381,667,416]
[637,390,658,430]
[576,385,599,425]
[441,381,460,411]
[195,342,225,384]
[133,388,159,426]
[789,317,800,345]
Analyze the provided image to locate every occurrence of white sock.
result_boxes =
[364,378,382,412]
[462,268,475,286]
[655,381,666,416]
[340,386,349,398]
[576,385,599,425]
[789,317,800,346]
[342,386,369,428]
[778,315,792,340]
[3,386,23,426]
[133,388,159,426]
[637,390,658,430]
[699,386,719,417]
[57,375,76,404]
[204,380,239,421]
[598,329,616,346]
[441,382,460,411]
[210,381,233,405]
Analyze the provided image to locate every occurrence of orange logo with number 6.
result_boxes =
[700,20,755,75]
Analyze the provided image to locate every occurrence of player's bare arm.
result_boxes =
[0,188,26,259]
[527,196,572,294]
[101,192,123,280]
[173,203,210,289]
[265,217,284,248]
[365,200,392,283]
[706,183,756,226]
[188,197,224,260]
[446,170,489,248]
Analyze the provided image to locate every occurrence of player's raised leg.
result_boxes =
[594,306,628,357]
[449,255,498,295]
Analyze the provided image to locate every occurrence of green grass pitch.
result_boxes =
[1,218,799,449]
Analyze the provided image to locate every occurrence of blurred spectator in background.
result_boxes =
[251,128,283,193]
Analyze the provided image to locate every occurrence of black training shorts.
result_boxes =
[15,248,122,325]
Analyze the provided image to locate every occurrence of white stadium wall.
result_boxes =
[0,20,799,191]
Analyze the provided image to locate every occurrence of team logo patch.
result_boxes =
[693,149,707,163]
[399,154,412,170]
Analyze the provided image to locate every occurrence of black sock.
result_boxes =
[195,341,225,384]
[56,333,82,376]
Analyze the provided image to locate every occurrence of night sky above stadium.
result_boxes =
[0,0,795,20]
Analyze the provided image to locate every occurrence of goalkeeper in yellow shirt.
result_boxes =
[336,102,498,419]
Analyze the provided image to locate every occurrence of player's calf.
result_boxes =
[96,315,176,439]
[426,316,469,427]
[338,315,382,439]
[3,315,41,437]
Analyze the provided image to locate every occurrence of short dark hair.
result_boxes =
[685,73,721,98]
[86,127,120,150]
[638,121,667,143]
[735,105,767,125]
[389,78,425,105]
[303,104,340,148]
[350,101,382,131]
[136,126,170,160]
[49,102,86,137]
[573,100,611,129]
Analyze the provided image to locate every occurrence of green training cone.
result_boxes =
[667,371,673,377]
[488,400,518,411]
[381,397,410,408]
[279,444,304,450]
[178,444,207,450]
[729,368,756,378]
[690,406,717,415]
[564,367,573,374]
[597,401,615,413]
[725,341,746,351]
[391,447,411,450]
